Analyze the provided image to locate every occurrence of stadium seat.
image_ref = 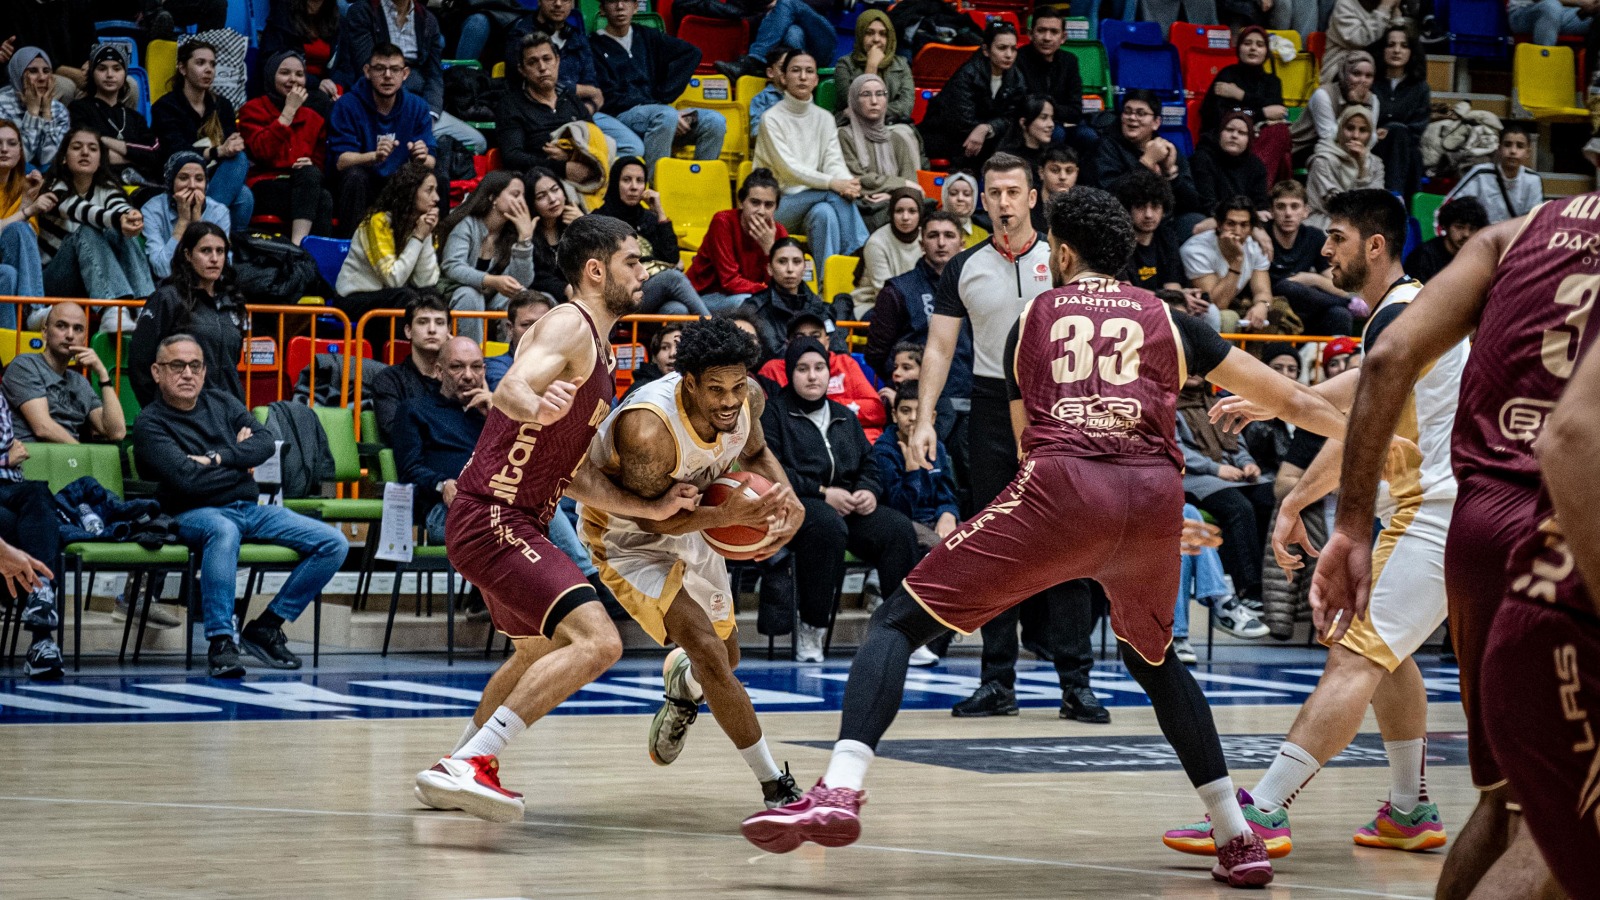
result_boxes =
[822,255,858,301]
[147,39,177,104]
[917,169,947,203]
[1272,52,1319,107]
[1513,44,1588,121]
[912,88,938,124]
[677,16,749,74]
[815,78,837,112]
[0,328,44,364]
[736,75,767,103]
[1181,47,1235,101]
[1404,215,1422,260]
[126,67,151,120]
[1442,0,1513,58]
[1411,192,1446,234]
[1267,29,1302,51]
[912,43,977,89]
[1168,23,1231,58]
[803,253,819,293]
[492,61,505,78]
[285,336,374,392]
[1100,20,1163,68]
[1306,31,1326,64]
[1113,42,1184,99]
[1063,40,1111,114]
[654,158,732,251]
[1063,16,1095,42]
[966,8,1022,33]
[301,236,351,288]
[98,35,139,69]
[674,76,747,164]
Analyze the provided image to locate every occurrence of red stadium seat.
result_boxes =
[286,336,374,391]
[912,43,977,88]
[1168,22,1232,58]
[678,16,750,73]
[912,87,939,124]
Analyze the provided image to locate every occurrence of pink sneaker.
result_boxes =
[1213,832,1274,888]
[740,780,865,853]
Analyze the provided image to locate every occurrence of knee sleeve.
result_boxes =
[872,588,948,649]
[1120,641,1229,787]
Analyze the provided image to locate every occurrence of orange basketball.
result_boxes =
[702,471,775,560]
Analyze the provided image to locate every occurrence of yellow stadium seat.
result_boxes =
[654,158,732,251]
[803,254,818,292]
[492,61,505,78]
[1514,44,1588,120]
[1267,29,1302,51]
[822,254,858,301]
[485,340,509,357]
[737,159,753,188]
[735,75,768,104]
[0,329,45,364]
[1272,52,1318,107]
[147,40,177,104]
[673,76,748,166]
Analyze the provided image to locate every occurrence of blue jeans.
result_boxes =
[699,291,752,314]
[551,498,596,576]
[775,190,869,285]
[1175,503,1230,639]
[42,227,155,300]
[614,104,727,169]
[1508,0,1591,45]
[641,268,709,316]
[749,0,837,61]
[177,501,350,639]
[456,13,491,60]
[592,113,646,159]
[0,220,43,327]
[209,153,256,232]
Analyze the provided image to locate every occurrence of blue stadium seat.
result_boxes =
[302,236,351,289]
[1440,0,1513,58]
[1113,42,1184,99]
[126,67,151,120]
[1100,19,1163,67]
[1158,123,1193,156]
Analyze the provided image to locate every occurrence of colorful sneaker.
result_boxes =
[1162,790,1293,858]
[1353,800,1448,851]
[649,647,701,766]
[1213,832,1274,888]
[741,780,865,853]
[413,756,525,823]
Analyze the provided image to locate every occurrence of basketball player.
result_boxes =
[1314,193,1600,896]
[1480,334,1600,899]
[1162,191,1461,857]
[741,188,1347,888]
[413,216,697,823]
[581,318,806,807]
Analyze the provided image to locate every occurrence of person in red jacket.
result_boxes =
[687,167,788,313]
[758,313,887,442]
[237,50,334,245]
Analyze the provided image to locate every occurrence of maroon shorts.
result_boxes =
[446,495,595,639]
[904,454,1183,664]
[1481,598,1600,899]
[1443,476,1540,789]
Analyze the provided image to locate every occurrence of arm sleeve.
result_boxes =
[135,417,250,493]
[846,420,883,496]
[238,99,296,169]
[886,60,915,124]
[1004,318,1022,401]
[337,6,377,91]
[933,443,960,520]
[761,403,820,498]
[842,361,886,429]
[1176,418,1221,475]
[392,403,447,487]
[142,201,177,280]
[1168,155,1203,216]
[220,405,279,469]
[128,292,171,407]
[872,441,910,513]
[440,224,488,290]
[326,98,365,158]
[703,214,767,295]
[655,34,702,103]
[494,97,543,172]
[1308,89,1336,141]
[1173,309,1235,377]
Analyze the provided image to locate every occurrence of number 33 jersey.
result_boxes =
[1004,275,1234,469]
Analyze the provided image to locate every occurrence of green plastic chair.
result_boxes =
[375,449,461,663]
[1411,192,1447,236]
[1063,40,1111,106]
[815,78,837,112]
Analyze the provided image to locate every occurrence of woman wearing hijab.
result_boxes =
[1321,0,1403,84]
[1305,106,1385,229]
[760,335,918,663]
[238,50,333,245]
[0,48,71,171]
[1292,50,1379,160]
[67,44,163,192]
[1192,111,1271,217]
[1198,26,1292,185]
[940,171,988,249]
[832,11,914,126]
[854,188,925,314]
[140,150,231,279]
[837,74,921,232]
[597,155,709,317]
[753,50,871,291]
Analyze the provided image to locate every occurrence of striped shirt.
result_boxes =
[38,181,133,267]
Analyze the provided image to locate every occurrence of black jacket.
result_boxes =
[1373,75,1431,139]
[68,96,163,183]
[590,25,701,114]
[368,356,440,442]
[1191,138,1271,214]
[1014,44,1083,126]
[922,52,1026,159]
[391,389,485,514]
[739,284,851,363]
[1095,134,1203,217]
[1198,63,1283,139]
[129,283,247,407]
[760,391,881,499]
[150,89,238,167]
[258,0,339,97]
[496,85,591,174]
[134,389,279,514]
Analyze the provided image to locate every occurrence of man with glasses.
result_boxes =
[134,335,349,678]
[1095,89,1204,231]
[328,42,438,237]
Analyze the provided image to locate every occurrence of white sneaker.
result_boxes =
[1172,637,1197,665]
[1213,597,1270,640]
[795,623,826,663]
[649,648,701,766]
[908,645,940,667]
[413,756,525,822]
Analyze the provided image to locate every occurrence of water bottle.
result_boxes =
[77,503,105,536]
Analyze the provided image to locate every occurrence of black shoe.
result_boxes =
[714,56,761,81]
[24,638,63,681]
[21,592,58,630]
[951,681,1019,717]
[208,638,247,679]
[761,763,803,808]
[240,624,302,670]
[1059,686,1111,723]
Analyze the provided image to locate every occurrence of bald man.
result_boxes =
[392,336,493,544]
[3,302,126,444]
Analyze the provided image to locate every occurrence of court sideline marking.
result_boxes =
[0,794,1429,899]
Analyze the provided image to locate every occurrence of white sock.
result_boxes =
[451,720,481,755]
[738,736,782,783]
[1198,776,1251,845]
[1251,741,1321,812]
[682,661,705,702]
[451,706,527,760]
[822,739,874,791]
[1384,738,1427,813]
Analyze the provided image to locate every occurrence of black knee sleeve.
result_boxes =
[1119,642,1230,788]
[872,588,949,649]
[837,589,944,749]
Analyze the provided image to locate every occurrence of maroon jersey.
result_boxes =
[1454,196,1600,488]
[1009,276,1217,469]
[455,304,615,527]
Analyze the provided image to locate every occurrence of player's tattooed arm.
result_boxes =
[615,410,678,500]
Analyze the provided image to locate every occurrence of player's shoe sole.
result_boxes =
[1163,789,1292,858]
[741,805,861,853]
[414,756,525,823]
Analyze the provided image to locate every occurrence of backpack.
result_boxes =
[443,65,500,123]
[232,234,322,304]
[888,0,981,56]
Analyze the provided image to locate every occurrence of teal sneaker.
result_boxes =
[1162,789,1293,858]
[1353,800,1448,851]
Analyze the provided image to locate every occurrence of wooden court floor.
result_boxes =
[0,699,1466,899]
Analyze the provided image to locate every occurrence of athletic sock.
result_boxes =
[1251,741,1321,812]
[1384,738,1427,814]
[738,736,782,783]
[452,720,481,755]
[682,661,705,703]
[451,706,527,760]
[822,739,874,791]
[1198,776,1250,844]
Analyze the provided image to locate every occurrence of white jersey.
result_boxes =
[1368,279,1468,522]
[594,373,750,488]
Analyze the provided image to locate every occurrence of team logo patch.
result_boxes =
[1050,395,1142,436]
[1499,398,1557,442]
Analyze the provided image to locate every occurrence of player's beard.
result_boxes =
[1332,254,1369,294]
[602,272,642,317]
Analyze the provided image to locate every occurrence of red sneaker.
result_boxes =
[1212,832,1274,888]
[413,756,525,823]
[740,780,865,853]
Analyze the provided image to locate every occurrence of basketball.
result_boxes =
[702,471,775,560]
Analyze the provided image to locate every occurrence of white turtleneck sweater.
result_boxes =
[753,93,853,196]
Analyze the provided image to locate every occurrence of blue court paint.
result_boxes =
[0,657,1461,727]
